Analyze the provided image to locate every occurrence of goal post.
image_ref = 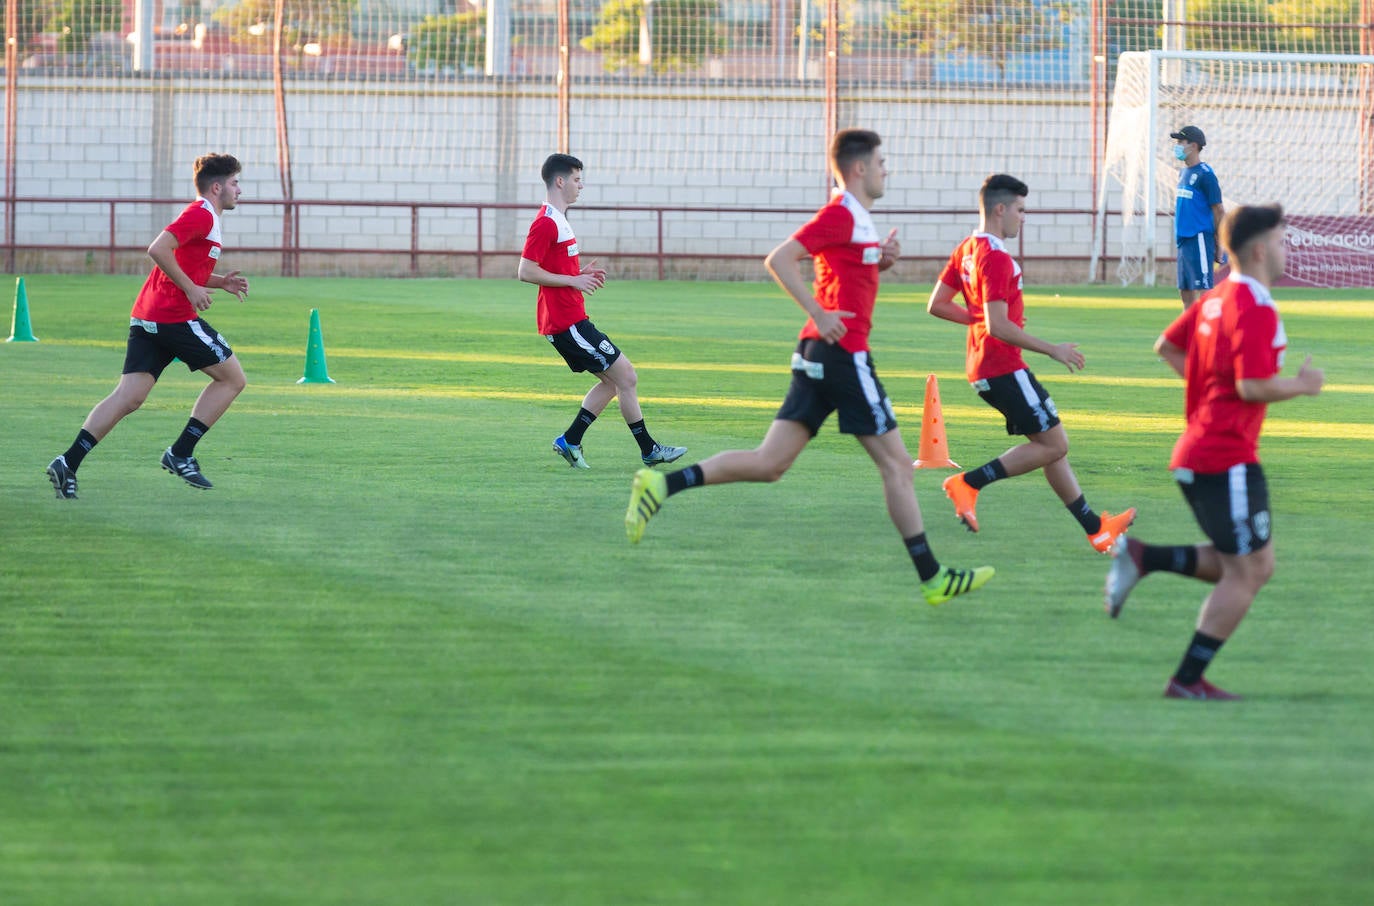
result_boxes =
[1096,49,1374,288]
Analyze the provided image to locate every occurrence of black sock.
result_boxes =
[564,408,596,446]
[62,429,98,472]
[1141,544,1198,577]
[964,458,1008,491]
[171,418,210,458]
[628,419,656,456]
[1066,494,1102,534]
[904,532,941,582]
[1173,631,1226,685]
[665,464,704,496]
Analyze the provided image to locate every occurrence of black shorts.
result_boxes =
[546,319,622,374]
[775,339,898,437]
[123,318,234,379]
[1176,463,1272,555]
[973,368,1061,436]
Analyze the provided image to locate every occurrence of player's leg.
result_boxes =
[47,370,158,499]
[548,320,620,468]
[625,419,811,544]
[599,353,687,466]
[1104,538,1222,618]
[860,429,994,606]
[161,322,242,490]
[1162,463,1271,700]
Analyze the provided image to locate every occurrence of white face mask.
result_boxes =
[1173,145,1188,161]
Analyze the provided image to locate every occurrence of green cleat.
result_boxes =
[625,468,668,544]
[921,564,995,606]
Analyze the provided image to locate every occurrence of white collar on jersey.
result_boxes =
[195,197,224,246]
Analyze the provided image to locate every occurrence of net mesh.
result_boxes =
[1103,50,1374,288]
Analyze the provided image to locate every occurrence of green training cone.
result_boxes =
[7,277,38,342]
[297,308,335,384]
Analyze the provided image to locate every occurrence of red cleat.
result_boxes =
[942,472,980,533]
[1164,677,1242,701]
[1088,507,1137,553]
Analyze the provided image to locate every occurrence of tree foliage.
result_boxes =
[581,0,727,75]
[407,10,486,73]
[213,0,359,54]
[886,0,1077,75]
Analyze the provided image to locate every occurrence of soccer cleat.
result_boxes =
[941,472,980,533]
[642,443,688,467]
[920,564,995,606]
[552,434,590,470]
[1164,677,1242,701]
[1104,536,1144,618]
[46,455,79,499]
[625,468,668,544]
[161,448,214,490]
[1088,507,1137,553]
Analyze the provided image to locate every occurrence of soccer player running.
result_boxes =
[519,153,685,470]
[624,129,993,607]
[1105,204,1324,701]
[1172,125,1225,308]
[45,153,249,498]
[927,174,1136,553]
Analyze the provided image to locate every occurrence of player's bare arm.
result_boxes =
[1154,336,1187,378]
[147,230,213,312]
[878,228,900,271]
[518,257,605,294]
[985,300,1085,372]
[208,270,249,302]
[926,280,972,325]
[1237,354,1325,401]
[764,237,853,344]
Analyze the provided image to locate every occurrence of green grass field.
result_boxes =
[2,274,1372,905]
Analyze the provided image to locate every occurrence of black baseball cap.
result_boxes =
[1170,125,1206,147]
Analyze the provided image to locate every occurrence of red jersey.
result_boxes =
[130,198,222,323]
[523,203,586,335]
[793,191,883,354]
[937,233,1027,381]
[1163,274,1287,473]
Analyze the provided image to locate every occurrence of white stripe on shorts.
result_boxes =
[853,351,892,434]
[1228,463,1253,554]
[188,319,230,363]
[1013,369,1052,433]
[568,323,608,371]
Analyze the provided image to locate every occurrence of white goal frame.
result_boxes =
[1094,49,1374,286]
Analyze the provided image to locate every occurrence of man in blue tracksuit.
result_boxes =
[1171,124,1225,308]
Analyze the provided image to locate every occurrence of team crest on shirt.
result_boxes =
[599,340,616,355]
[862,246,881,265]
[209,246,220,259]
[567,243,579,256]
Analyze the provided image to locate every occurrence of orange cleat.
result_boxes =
[1088,507,1136,553]
[942,472,980,533]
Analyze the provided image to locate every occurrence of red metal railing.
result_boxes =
[0,196,1116,279]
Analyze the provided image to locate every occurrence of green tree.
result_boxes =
[213,0,359,56]
[886,0,1077,77]
[1106,0,1160,56]
[1184,0,1269,51]
[50,0,123,54]
[1268,0,1360,53]
[407,9,486,73]
[581,0,727,75]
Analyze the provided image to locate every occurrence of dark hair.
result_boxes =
[541,153,584,187]
[980,173,1029,214]
[1221,203,1286,259]
[829,129,882,173]
[193,154,241,194]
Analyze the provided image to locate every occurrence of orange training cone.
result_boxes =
[913,373,959,470]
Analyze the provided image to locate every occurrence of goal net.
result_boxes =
[1097,50,1374,288]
